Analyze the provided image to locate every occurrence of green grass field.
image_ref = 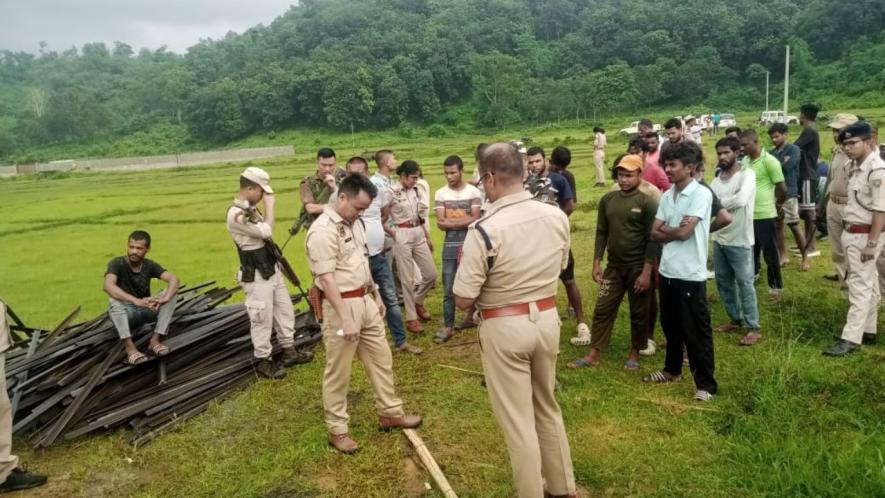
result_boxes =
[1,116,883,497]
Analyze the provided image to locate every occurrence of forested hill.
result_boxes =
[1,0,884,161]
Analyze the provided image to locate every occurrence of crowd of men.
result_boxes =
[2,105,882,497]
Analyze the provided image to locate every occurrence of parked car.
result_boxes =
[619,121,662,135]
[719,113,736,128]
[758,110,798,125]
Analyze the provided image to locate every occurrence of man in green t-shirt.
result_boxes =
[739,130,787,300]
[567,154,659,370]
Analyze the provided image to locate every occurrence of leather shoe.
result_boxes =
[406,320,424,334]
[328,433,359,454]
[379,414,422,431]
[822,339,860,357]
[544,491,577,498]
[862,333,877,345]
[415,304,432,321]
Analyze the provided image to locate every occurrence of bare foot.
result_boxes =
[799,258,811,272]
[780,258,790,267]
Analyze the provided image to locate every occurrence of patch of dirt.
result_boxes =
[401,456,429,496]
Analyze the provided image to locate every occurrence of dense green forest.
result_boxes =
[1,0,884,161]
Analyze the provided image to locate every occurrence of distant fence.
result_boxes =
[0,145,294,178]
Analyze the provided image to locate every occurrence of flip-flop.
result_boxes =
[566,358,598,369]
[623,359,640,371]
[739,332,763,346]
[148,343,170,357]
[124,351,149,365]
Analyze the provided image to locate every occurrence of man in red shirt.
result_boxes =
[642,132,671,191]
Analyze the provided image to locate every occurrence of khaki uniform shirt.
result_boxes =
[0,299,10,354]
[844,152,885,225]
[226,198,272,251]
[454,191,570,309]
[828,148,852,198]
[305,206,373,293]
[388,183,427,225]
[594,132,607,150]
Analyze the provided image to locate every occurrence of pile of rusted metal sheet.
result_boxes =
[4,282,321,447]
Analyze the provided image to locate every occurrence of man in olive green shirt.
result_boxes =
[568,154,659,370]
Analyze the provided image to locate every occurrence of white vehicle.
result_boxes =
[619,121,662,135]
[758,110,798,125]
[719,113,736,128]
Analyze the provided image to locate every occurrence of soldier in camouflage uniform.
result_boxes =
[291,148,347,235]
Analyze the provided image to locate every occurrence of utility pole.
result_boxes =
[783,45,790,120]
[765,71,770,112]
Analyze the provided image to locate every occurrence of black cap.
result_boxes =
[838,121,872,143]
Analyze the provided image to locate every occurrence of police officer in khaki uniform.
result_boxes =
[823,113,859,286]
[306,174,421,454]
[824,122,885,356]
[0,300,47,492]
[454,143,577,498]
[386,160,437,333]
[228,167,310,379]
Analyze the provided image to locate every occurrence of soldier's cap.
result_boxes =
[837,121,872,143]
[684,114,696,121]
[827,113,858,130]
[614,154,644,173]
[509,140,527,154]
[241,166,274,194]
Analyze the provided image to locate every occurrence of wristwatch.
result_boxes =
[867,239,879,248]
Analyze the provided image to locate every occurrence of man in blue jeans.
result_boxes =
[711,137,762,346]
[434,155,482,343]
[364,154,422,354]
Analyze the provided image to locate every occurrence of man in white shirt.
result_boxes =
[710,137,761,346]
[593,127,607,187]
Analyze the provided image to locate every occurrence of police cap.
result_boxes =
[838,121,872,143]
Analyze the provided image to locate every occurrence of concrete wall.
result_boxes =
[3,145,294,177]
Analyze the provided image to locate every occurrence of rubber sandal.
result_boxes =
[148,343,170,357]
[623,359,640,371]
[125,351,148,365]
[739,332,762,346]
[566,358,598,369]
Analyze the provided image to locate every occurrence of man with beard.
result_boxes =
[710,137,761,346]
[104,230,180,366]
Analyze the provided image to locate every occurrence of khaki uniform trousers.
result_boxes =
[392,227,436,321]
[0,357,18,483]
[479,305,576,497]
[321,295,404,435]
[840,232,884,344]
[594,150,606,184]
[241,271,295,359]
[826,200,848,288]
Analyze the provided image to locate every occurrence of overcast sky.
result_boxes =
[0,0,296,54]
